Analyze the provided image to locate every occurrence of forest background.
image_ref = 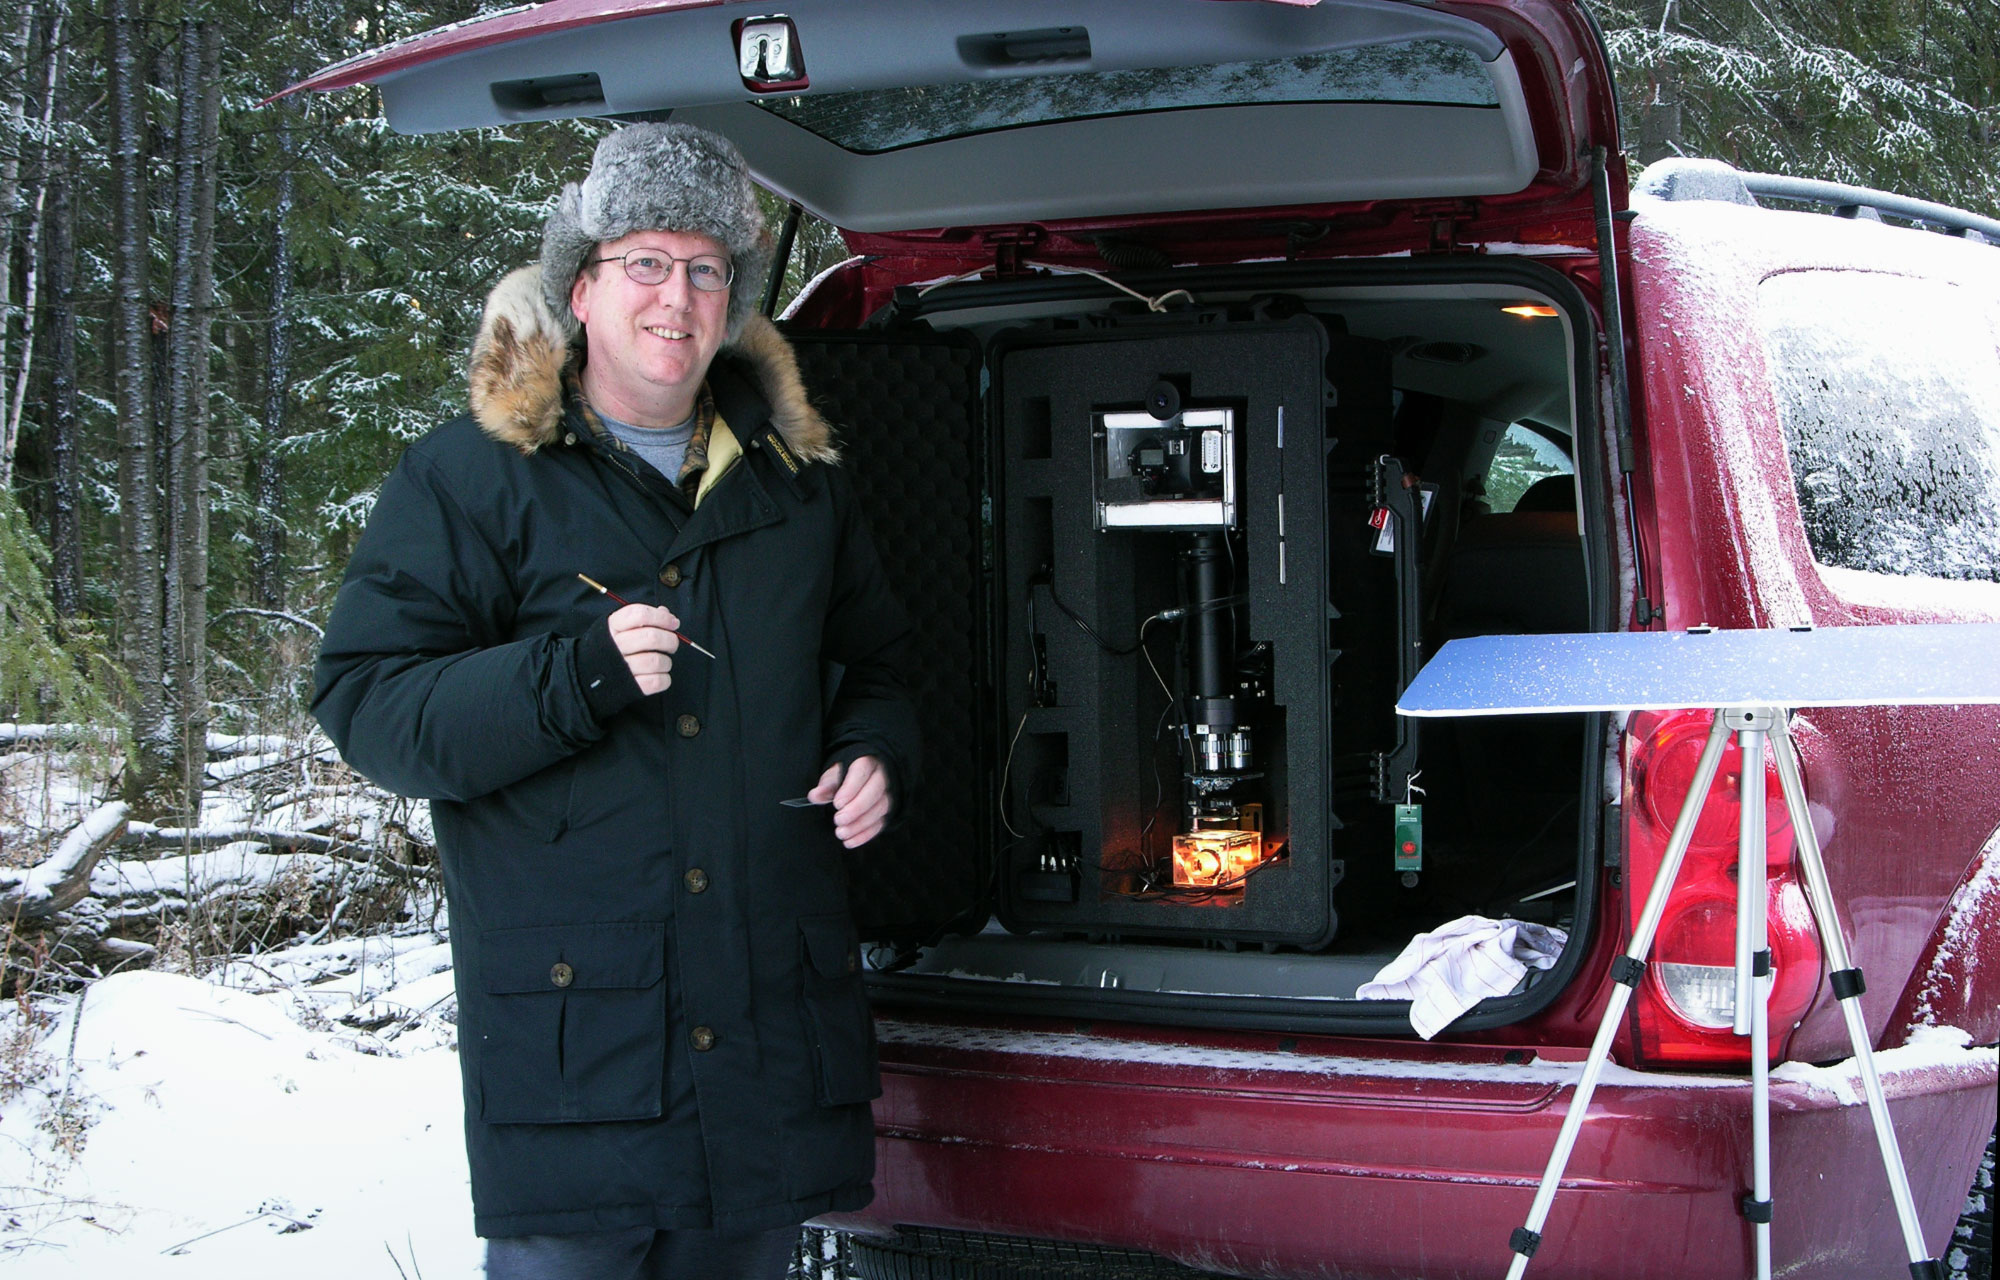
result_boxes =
[0,0,1997,981]
[0,3,1993,1271]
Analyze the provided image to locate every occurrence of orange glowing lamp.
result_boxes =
[1171,829,1264,889]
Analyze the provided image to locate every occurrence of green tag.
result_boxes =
[1394,803,1424,872]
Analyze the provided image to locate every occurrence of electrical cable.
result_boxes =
[1172,567,1199,777]
[912,265,990,297]
[1183,593,1248,619]
[1137,697,1177,861]
[1114,848,1281,902]
[1141,620,1196,778]
[1139,632,1176,708]
[1497,796,1580,896]
[1022,260,1195,312]
[913,259,1195,313]
[996,710,1031,840]
[1424,796,1580,919]
[1023,576,1192,862]
[1013,562,1235,888]
[1037,574,1175,656]
[998,586,1050,842]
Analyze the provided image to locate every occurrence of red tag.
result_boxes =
[1368,508,1390,530]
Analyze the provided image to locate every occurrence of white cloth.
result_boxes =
[1357,915,1568,1038]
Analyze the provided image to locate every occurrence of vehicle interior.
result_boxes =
[783,260,1610,1029]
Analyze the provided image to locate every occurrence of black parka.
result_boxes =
[312,267,918,1238]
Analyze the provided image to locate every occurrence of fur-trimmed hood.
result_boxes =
[467,264,836,464]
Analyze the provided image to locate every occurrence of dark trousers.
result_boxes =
[484,1224,798,1280]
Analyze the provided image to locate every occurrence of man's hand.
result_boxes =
[608,603,683,695]
[808,756,892,848]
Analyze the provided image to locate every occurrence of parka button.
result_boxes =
[690,1026,717,1052]
[659,563,683,587]
[550,962,574,988]
[677,714,701,738]
[684,867,709,893]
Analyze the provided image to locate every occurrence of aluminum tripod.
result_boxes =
[1502,707,1942,1280]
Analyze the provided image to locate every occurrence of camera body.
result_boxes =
[1093,406,1236,530]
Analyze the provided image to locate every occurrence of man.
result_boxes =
[313,124,917,1279]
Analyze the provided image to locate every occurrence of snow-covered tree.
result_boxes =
[1599,0,1999,214]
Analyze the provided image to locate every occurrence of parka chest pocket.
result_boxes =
[476,922,666,1124]
[798,914,881,1107]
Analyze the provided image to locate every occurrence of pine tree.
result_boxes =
[0,486,117,731]
[1599,0,2000,213]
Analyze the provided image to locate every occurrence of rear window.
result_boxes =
[1486,422,1574,513]
[753,40,1499,154]
[1758,270,2000,582]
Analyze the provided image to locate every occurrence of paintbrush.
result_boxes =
[576,574,717,659]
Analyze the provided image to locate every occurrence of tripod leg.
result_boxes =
[1734,714,1765,1038]
[1728,710,1776,1280]
[1769,717,1940,1277]
[1502,712,1733,1280]
[1750,963,1772,1280]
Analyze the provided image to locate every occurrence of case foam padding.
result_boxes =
[786,329,986,944]
[992,316,1338,947]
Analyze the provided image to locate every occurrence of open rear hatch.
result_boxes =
[294,0,1627,1036]
[288,0,1616,239]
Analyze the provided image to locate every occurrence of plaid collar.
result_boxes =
[567,372,716,498]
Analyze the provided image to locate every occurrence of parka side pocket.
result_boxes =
[475,922,666,1124]
[797,914,881,1107]
[485,755,577,843]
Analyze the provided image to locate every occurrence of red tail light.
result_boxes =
[1621,709,1823,1067]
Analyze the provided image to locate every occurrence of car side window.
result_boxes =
[1485,422,1574,513]
[1758,270,2000,584]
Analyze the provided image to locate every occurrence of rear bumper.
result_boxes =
[827,1017,1999,1280]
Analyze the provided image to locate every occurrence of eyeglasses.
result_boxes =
[589,250,734,292]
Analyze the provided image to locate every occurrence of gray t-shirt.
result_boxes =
[599,409,696,485]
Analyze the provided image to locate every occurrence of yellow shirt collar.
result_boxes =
[694,413,742,507]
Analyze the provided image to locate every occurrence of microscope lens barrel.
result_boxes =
[1183,533,1241,770]
[1229,729,1253,771]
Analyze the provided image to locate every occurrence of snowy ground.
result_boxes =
[1,933,482,1279]
[0,734,1991,1278]
[2,734,484,1278]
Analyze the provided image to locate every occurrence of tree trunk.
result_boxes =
[45,79,77,619]
[0,0,38,451]
[1,0,67,489]
[1634,63,1686,167]
[256,3,304,613]
[254,100,298,612]
[164,17,220,815]
[183,18,221,809]
[111,0,169,813]
[163,23,199,766]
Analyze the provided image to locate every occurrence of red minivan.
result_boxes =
[295,3,2000,1276]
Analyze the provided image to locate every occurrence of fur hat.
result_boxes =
[540,123,772,342]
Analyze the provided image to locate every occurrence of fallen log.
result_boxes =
[0,723,314,758]
[0,802,130,920]
[119,823,356,857]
